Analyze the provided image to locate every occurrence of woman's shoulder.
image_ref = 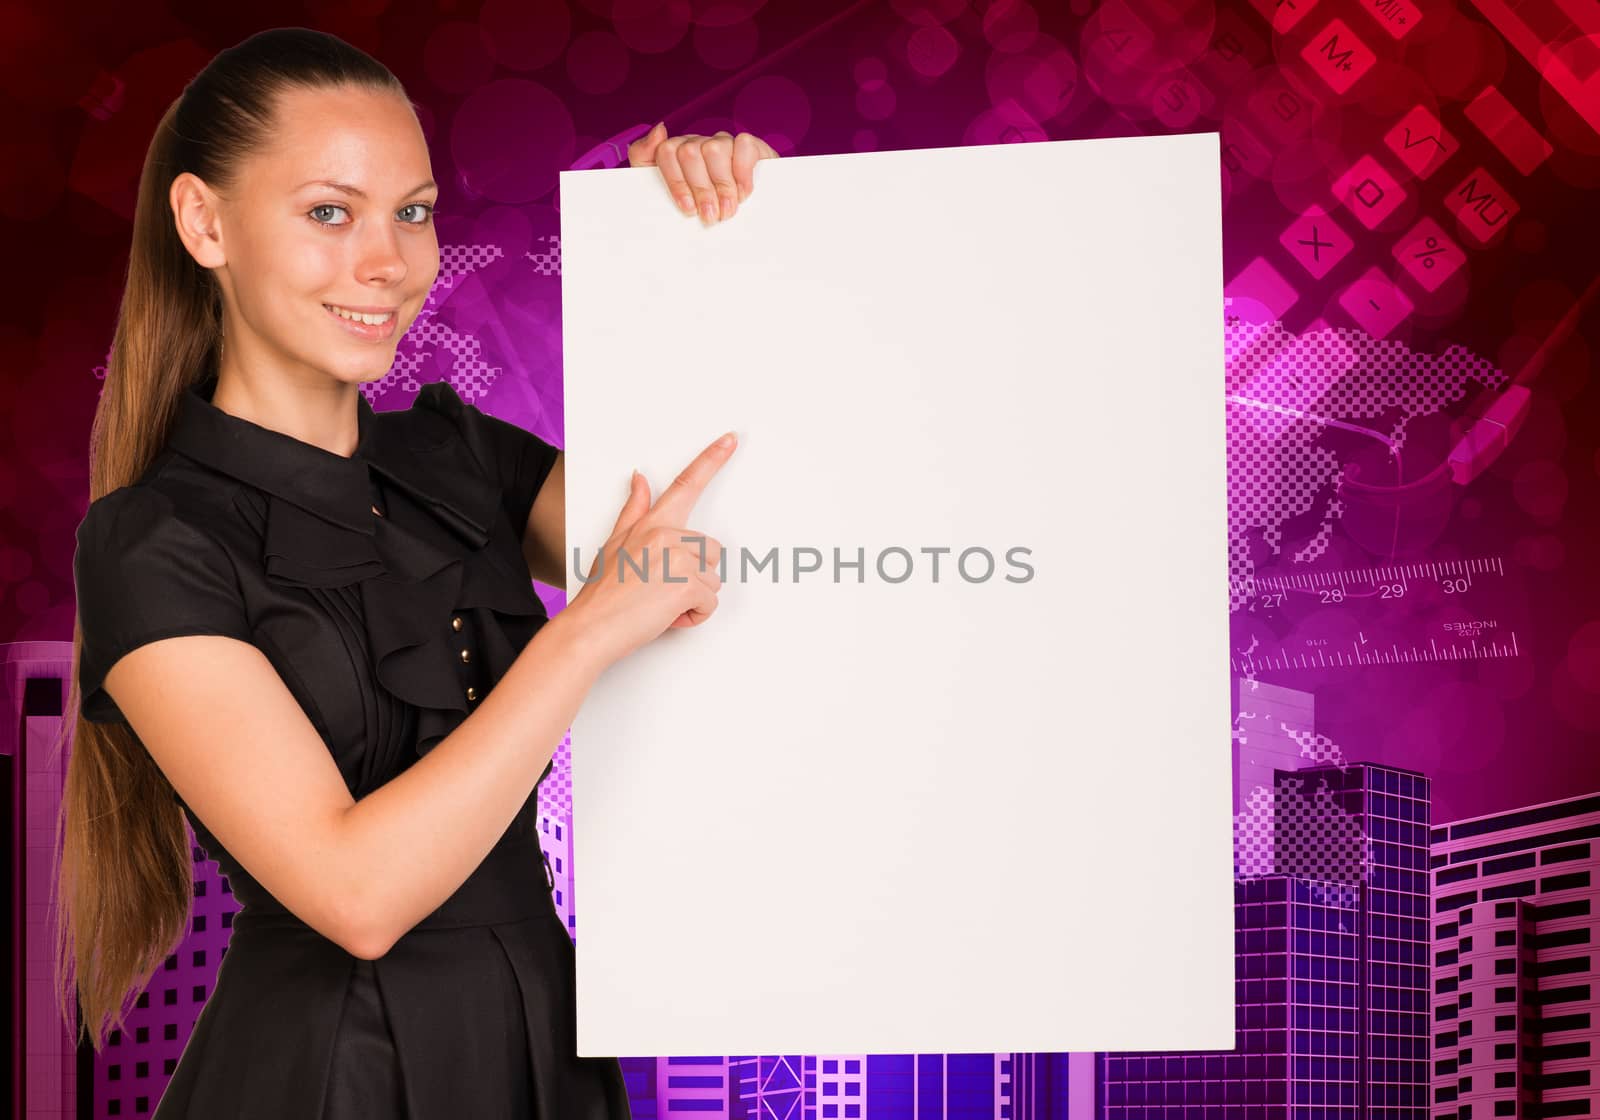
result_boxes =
[74,475,255,726]
[77,481,187,550]
[78,456,245,555]
[74,476,249,611]
[75,453,257,604]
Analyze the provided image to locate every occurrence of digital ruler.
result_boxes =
[1231,556,1522,672]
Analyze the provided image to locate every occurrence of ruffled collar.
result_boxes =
[167,373,502,587]
[167,373,549,758]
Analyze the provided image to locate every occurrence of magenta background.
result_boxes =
[3,0,1600,1110]
[6,5,1600,841]
[6,1,1595,822]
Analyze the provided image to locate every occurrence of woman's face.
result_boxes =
[204,84,440,386]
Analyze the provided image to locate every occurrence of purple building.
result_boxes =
[0,642,231,1120]
[536,732,579,936]
[1102,759,1433,1120]
[5,644,82,1119]
[860,1053,1025,1117]
[1429,791,1600,1119]
[94,841,237,1117]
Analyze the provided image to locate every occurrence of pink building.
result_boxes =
[1430,791,1599,1119]
[4,640,241,1118]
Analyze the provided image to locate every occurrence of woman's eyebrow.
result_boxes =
[294,178,438,199]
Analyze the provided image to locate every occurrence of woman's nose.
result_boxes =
[357,227,408,286]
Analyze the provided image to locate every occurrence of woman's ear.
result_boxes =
[169,172,227,269]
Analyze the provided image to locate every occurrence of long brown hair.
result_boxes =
[53,27,409,1052]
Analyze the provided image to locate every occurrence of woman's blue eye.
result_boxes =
[309,204,350,225]
[308,202,434,227]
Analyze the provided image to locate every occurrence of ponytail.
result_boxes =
[54,26,407,1051]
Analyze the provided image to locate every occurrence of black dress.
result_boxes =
[72,373,631,1120]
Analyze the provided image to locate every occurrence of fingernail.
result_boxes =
[677,194,695,216]
[721,194,735,219]
[717,431,736,448]
[700,200,716,224]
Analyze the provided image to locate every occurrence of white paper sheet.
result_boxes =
[557,131,1232,1056]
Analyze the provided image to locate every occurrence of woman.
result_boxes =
[55,26,771,1120]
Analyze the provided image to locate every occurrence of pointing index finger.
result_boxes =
[647,431,738,525]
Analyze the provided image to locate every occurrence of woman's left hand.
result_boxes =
[627,123,781,226]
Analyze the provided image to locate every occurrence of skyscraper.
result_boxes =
[1429,791,1600,1119]
[1103,759,1432,1120]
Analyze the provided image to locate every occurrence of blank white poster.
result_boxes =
[557,131,1232,1057]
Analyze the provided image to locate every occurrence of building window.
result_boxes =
[1540,870,1590,892]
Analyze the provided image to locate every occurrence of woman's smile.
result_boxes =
[323,301,400,341]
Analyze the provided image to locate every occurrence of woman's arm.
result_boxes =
[337,605,604,955]
[521,451,566,590]
[106,605,608,960]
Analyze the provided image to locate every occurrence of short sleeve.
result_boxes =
[73,486,254,725]
[414,380,561,534]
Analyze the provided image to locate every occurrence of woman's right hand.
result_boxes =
[561,431,738,669]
